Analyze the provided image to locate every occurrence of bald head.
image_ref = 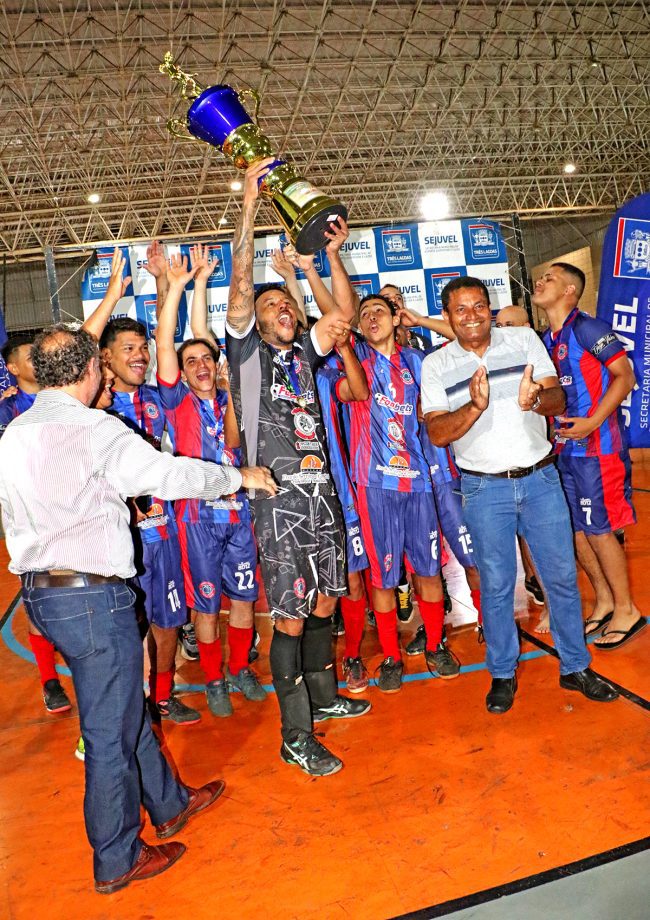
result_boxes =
[495,305,530,328]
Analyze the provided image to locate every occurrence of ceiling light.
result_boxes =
[87,192,101,204]
[591,59,599,68]
[420,191,450,221]
[230,180,242,191]
[563,162,576,175]
[219,216,228,224]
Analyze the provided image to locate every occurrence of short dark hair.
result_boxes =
[99,317,148,350]
[32,324,98,388]
[441,276,491,310]
[551,262,586,299]
[254,283,287,307]
[358,293,396,315]
[177,337,220,370]
[380,283,401,295]
[1,333,34,366]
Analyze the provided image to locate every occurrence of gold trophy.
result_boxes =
[160,53,347,254]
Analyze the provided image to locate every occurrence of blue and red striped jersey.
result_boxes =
[316,355,360,524]
[348,339,432,491]
[0,389,36,438]
[110,386,175,543]
[543,308,628,457]
[157,372,249,524]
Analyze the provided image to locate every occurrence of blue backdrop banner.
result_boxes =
[596,192,650,448]
[82,218,511,347]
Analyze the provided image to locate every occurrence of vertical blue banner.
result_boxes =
[596,192,650,447]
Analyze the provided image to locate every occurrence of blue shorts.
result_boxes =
[434,480,476,570]
[345,517,369,574]
[132,533,187,629]
[357,486,441,589]
[177,520,259,614]
[557,451,636,535]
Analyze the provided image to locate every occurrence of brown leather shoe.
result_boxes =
[155,779,226,839]
[95,841,186,894]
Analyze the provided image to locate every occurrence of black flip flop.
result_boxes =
[584,611,613,637]
[594,617,647,651]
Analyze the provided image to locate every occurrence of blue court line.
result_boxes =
[1,592,557,694]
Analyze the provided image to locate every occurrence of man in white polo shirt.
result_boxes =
[420,276,618,714]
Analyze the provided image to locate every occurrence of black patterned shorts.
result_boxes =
[251,491,347,619]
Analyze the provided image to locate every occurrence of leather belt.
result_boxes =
[22,571,124,589]
[458,454,556,480]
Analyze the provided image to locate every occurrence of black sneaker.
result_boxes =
[396,584,414,623]
[313,694,371,723]
[331,608,345,637]
[406,624,426,656]
[425,643,461,679]
[376,657,403,693]
[280,732,343,776]
[43,679,72,713]
[206,679,233,717]
[524,575,545,606]
[248,628,261,663]
[179,624,199,661]
[228,667,267,701]
[157,696,202,725]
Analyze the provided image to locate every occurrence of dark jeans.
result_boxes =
[22,577,188,882]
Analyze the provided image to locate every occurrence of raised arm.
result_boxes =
[312,310,352,356]
[144,240,170,321]
[333,337,370,403]
[323,217,358,322]
[282,243,339,318]
[228,158,275,333]
[399,306,454,342]
[189,243,220,347]
[270,248,308,328]
[155,253,198,383]
[81,248,132,339]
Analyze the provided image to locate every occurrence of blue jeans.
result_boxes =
[460,464,591,679]
[22,577,188,882]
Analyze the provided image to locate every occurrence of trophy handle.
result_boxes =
[238,88,261,124]
[165,117,201,143]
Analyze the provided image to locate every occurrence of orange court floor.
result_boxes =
[1,450,649,920]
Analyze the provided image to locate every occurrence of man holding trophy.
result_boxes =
[225,160,371,776]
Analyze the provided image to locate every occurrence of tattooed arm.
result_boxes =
[227,158,275,334]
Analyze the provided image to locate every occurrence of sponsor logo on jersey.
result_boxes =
[387,418,405,445]
[559,375,573,385]
[383,553,393,572]
[300,454,323,470]
[557,343,568,360]
[293,577,306,599]
[293,409,316,440]
[199,581,216,599]
[591,333,618,356]
[400,368,414,385]
[389,455,408,468]
[270,382,314,403]
[147,503,164,518]
[144,402,159,419]
[375,393,413,415]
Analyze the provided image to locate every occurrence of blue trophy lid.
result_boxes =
[187,85,254,148]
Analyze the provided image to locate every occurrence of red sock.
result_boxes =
[29,633,58,685]
[471,589,483,627]
[416,597,445,650]
[375,608,400,660]
[151,669,174,704]
[341,596,365,659]
[228,624,253,676]
[363,568,373,607]
[197,639,224,683]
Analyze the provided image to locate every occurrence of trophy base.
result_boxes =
[292,202,349,255]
